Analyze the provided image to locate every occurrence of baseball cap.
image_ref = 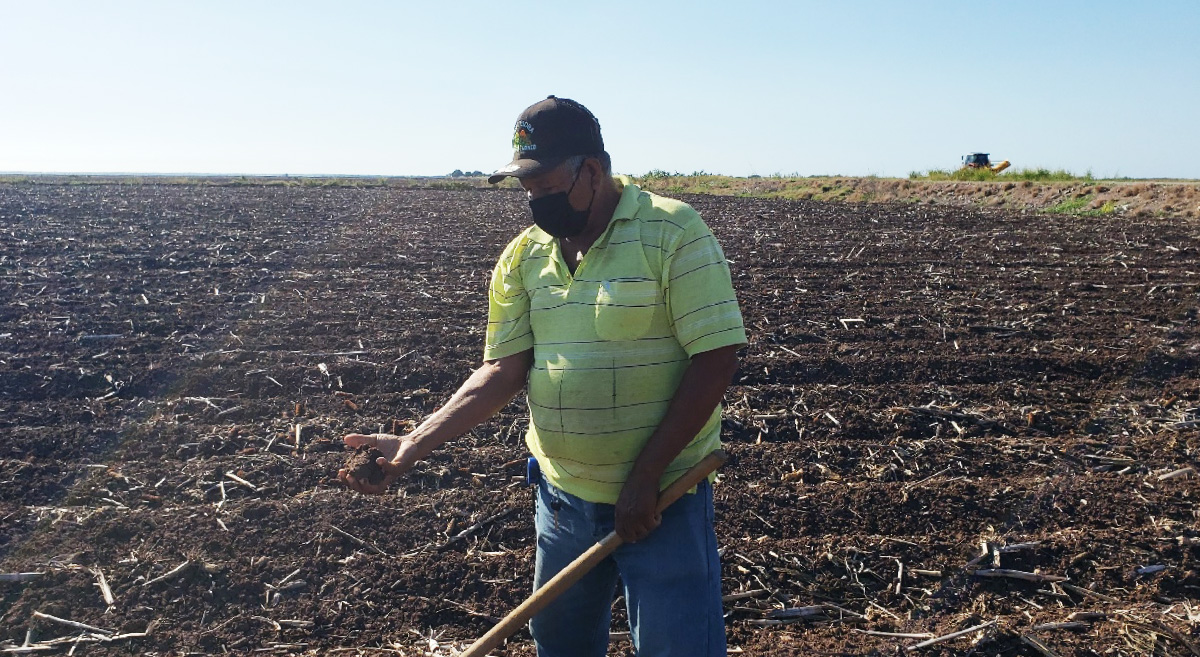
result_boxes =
[487,95,604,184]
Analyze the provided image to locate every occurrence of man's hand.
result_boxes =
[338,433,421,495]
[333,350,531,496]
[616,345,738,541]
[614,473,661,542]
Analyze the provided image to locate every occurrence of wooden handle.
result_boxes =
[459,450,728,657]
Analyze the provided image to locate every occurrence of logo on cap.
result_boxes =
[512,120,535,156]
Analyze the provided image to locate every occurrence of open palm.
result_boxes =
[338,432,421,494]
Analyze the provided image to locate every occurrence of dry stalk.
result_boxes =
[852,629,935,639]
[998,542,1042,553]
[276,568,302,588]
[438,508,517,552]
[1158,467,1194,481]
[251,615,282,631]
[224,472,259,492]
[1031,621,1091,631]
[1018,632,1060,657]
[142,560,192,587]
[1067,612,1107,622]
[1,632,148,653]
[89,567,114,606]
[722,589,770,603]
[329,524,389,557]
[31,611,113,637]
[905,619,998,652]
[972,568,1067,583]
[766,605,829,620]
[1060,582,1120,603]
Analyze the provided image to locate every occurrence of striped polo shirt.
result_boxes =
[485,179,747,503]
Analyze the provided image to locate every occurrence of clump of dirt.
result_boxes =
[345,445,387,486]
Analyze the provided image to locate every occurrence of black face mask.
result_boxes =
[528,165,594,238]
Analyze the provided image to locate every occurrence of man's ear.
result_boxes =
[585,157,605,186]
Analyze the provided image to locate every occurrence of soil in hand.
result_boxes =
[345,445,388,486]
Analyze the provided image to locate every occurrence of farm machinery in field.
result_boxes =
[961,152,1011,173]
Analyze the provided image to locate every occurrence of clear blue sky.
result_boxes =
[2,1,1197,179]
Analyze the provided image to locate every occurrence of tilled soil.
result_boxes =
[0,183,1197,656]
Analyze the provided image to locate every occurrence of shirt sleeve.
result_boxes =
[663,216,748,357]
[484,233,534,360]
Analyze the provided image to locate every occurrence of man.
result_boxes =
[339,96,746,657]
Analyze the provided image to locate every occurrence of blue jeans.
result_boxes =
[530,475,726,657]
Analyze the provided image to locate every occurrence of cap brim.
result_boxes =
[487,156,566,185]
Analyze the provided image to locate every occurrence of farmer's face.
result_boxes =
[520,160,589,205]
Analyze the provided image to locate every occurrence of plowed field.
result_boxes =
[1,183,1198,656]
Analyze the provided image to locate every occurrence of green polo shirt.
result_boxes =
[485,178,747,503]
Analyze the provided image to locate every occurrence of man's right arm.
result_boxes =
[340,348,532,494]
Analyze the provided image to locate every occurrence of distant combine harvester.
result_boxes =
[961,153,1011,174]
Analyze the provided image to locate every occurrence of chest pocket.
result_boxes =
[594,280,660,341]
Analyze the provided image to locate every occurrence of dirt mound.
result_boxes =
[639,175,1200,219]
[1,183,1197,655]
[876,178,1200,217]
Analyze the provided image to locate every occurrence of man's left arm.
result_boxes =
[615,344,740,542]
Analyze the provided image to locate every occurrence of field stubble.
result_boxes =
[0,183,1198,656]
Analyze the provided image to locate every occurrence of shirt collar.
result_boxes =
[610,175,641,224]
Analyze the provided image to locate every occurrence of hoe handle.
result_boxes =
[459,450,729,657]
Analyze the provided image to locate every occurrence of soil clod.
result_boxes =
[345,445,387,486]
